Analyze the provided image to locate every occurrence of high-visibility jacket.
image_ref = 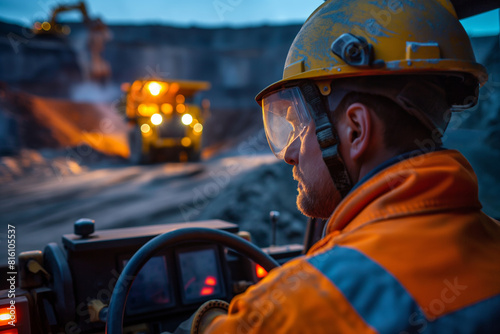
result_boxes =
[206,150,500,333]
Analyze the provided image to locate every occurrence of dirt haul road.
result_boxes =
[0,152,305,265]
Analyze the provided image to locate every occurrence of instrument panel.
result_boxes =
[124,255,174,315]
[177,246,225,304]
[123,245,227,316]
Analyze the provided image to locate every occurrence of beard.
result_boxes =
[294,167,341,219]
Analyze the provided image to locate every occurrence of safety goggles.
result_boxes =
[262,86,312,159]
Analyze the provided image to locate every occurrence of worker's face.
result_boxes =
[261,86,344,218]
[283,122,342,219]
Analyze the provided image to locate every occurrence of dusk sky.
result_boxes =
[0,0,498,36]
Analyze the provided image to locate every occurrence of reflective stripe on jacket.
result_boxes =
[206,150,500,333]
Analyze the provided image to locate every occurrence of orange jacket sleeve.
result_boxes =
[204,257,376,334]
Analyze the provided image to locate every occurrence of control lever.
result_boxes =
[19,250,51,288]
[270,211,280,247]
[27,259,51,280]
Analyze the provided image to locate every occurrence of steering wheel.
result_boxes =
[105,227,280,334]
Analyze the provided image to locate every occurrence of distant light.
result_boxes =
[120,82,131,92]
[255,264,268,279]
[33,22,42,30]
[205,276,217,286]
[176,104,186,113]
[200,287,214,296]
[62,25,71,35]
[193,123,203,133]
[42,21,51,31]
[139,104,158,117]
[161,103,173,114]
[151,113,163,125]
[148,81,162,96]
[181,137,192,147]
[176,94,185,104]
[148,104,159,114]
[181,113,193,125]
[138,104,148,116]
[140,124,151,133]
[170,82,180,94]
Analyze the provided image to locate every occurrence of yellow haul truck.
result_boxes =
[125,79,210,163]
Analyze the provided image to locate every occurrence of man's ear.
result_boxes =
[342,102,372,162]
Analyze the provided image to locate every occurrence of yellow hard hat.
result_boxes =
[256,0,487,104]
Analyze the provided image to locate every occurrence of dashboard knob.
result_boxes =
[74,218,95,238]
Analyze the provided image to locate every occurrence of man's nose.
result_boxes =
[283,137,300,165]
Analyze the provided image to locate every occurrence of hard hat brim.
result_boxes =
[256,59,487,106]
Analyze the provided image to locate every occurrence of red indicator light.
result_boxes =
[200,287,214,296]
[255,264,268,278]
[204,276,217,286]
[0,329,18,334]
[0,306,16,326]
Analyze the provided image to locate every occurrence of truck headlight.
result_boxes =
[193,123,203,133]
[181,113,193,125]
[151,113,163,125]
[147,81,162,96]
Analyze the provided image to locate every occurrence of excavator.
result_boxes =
[32,1,112,82]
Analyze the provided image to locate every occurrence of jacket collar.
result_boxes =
[325,150,482,235]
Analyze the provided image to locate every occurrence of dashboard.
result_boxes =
[58,221,236,333]
[0,220,303,334]
[44,220,303,333]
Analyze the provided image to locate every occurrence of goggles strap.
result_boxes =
[299,82,352,198]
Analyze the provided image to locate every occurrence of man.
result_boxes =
[202,0,500,333]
